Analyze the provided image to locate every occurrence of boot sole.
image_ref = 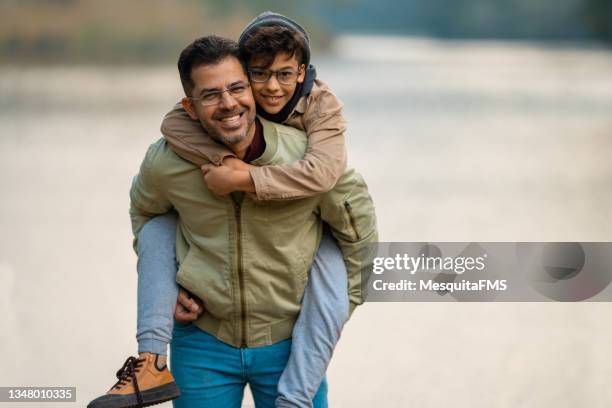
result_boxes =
[88,382,181,408]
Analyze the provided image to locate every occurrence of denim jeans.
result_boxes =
[136,212,179,356]
[171,326,328,408]
[136,213,349,408]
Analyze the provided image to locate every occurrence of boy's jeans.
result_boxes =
[136,213,349,408]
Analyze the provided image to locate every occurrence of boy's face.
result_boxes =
[248,52,306,115]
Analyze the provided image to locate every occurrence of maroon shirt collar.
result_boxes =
[242,118,266,164]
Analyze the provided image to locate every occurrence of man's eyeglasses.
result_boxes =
[190,82,250,106]
[248,68,302,85]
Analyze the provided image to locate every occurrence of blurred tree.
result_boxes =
[0,0,610,63]
[305,0,612,42]
[581,0,612,41]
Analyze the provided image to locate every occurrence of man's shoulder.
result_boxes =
[265,118,306,139]
[254,117,308,166]
[325,167,368,200]
[142,137,196,171]
[145,137,167,156]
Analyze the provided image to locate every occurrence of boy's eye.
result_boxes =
[278,71,296,81]
[248,69,299,85]
[249,69,269,82]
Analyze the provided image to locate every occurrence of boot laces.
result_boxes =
[112,356,145,404]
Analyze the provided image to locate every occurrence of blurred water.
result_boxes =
[1,36,612,407]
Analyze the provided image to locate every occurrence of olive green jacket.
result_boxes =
[130,117,377,348]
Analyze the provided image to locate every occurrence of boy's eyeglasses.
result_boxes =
[190,82,251,106]
[248,68,302,85]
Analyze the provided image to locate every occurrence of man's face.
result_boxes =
[248,52,305,115]
[183,56,256,147]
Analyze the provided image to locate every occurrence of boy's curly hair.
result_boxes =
[240,26,307,68]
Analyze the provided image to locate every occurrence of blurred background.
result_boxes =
[1,1,612,407]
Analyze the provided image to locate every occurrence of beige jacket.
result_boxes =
[160,79,347,200]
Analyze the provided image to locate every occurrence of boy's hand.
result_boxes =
[201,164,256,195]
[201,164,240,195]
[222,157,255,172]
[174,288,204,324]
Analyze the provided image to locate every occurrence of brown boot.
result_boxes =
[87,353,180,408]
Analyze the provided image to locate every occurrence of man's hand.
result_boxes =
[201,164,256,195]
[174,288,204,324]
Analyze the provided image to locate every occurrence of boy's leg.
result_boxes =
[88,213,181,408]
[246,338,328,408]
[275,231,349,408]
[136,212,179,355]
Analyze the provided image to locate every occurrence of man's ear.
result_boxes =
[297,64,306,84]
[182,97,199,121]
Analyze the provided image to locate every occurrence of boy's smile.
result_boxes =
[249,52,305,115]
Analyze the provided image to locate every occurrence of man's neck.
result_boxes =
[228,118,265,163]
[241,119,265,163]
[230,121,257,160]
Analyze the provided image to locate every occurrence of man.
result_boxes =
[129,35,376,407]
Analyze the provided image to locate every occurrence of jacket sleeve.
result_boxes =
[129,142,174,251]
[249,86,348,201]
[160,103,236,167]
[318,169,378,316]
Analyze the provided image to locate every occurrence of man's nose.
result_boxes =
[219,90,238,109]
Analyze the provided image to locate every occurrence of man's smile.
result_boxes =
[215,111,246,128]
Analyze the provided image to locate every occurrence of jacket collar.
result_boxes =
[251,116,279,166]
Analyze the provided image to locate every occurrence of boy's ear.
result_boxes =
[182,97,199,120]
[297,64,306,84]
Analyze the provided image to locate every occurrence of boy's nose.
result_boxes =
[265,75,281,92]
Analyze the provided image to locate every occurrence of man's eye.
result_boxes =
[229,85,247,94]
[201,93,219,102]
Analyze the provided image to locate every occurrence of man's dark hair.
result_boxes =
[178,35,241,96]
[240,26,307,69]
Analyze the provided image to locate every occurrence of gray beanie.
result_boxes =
[238,11,311,67]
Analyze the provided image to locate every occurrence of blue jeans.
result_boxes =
[136,213,349,408]
[170,326,328,408]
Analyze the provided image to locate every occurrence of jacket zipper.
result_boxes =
[344,201,361,241]
[234,201,248,348]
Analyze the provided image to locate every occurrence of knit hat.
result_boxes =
[238,11,311,67]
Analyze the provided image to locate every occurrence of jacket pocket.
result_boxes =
[176,247,233,321]
[344,201,361,241]
[291,251,309,304]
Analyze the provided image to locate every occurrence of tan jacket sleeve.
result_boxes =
[129,141,174,251]
[160,103,235,167]
[319,169,378,316]
[250,81,348,201]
